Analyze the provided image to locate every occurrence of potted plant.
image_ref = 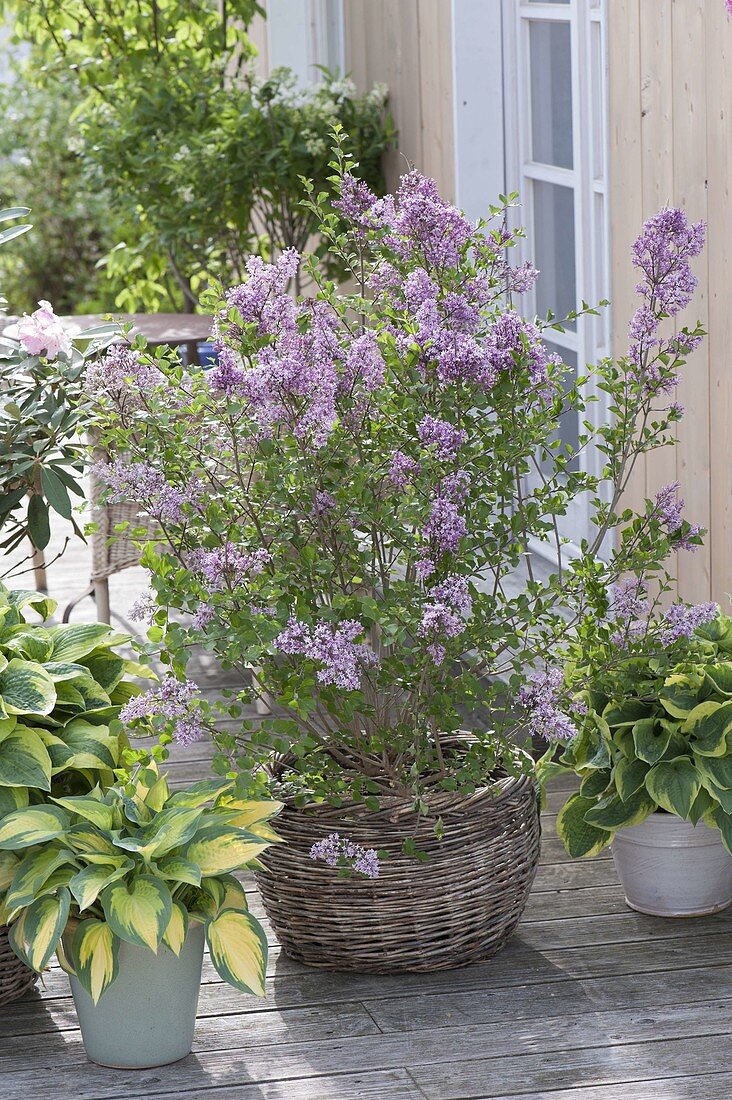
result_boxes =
[0,759,280,1068]
[0,582,146,1001]
[544,608,732,917]
[89,136,706,970]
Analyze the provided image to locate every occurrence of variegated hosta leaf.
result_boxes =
[0,785,29,820]
[0,849,19,890]
[154,855,202,888]
[66,823,122,861]
[218,799,284,843]
[0,805,69,849]
[47,623,126,664]
[78,650,125,692]
[0,658,57,716]
[101,874,173,951]
[56,719,118,772]
[162,900,189,956]
[141,774,170,813]
[55,932,77,977]
[184,825,271,876]
[7,908,31,967]
[23,886,71,971]
[4,846,76,910]
[0,729,53,792]
[51,794,114,831]
[205,908,268,996]
[167,778,234,808]
[69,860,134,911]
[72,918,120,1004]
[217,875,250,914]
[113,807,204,861]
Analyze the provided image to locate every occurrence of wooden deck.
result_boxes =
[2,531,732,1098]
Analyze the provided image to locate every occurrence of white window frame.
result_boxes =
[266,0,344,84]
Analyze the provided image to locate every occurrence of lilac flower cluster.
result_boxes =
[417,415,466,461]
[343,331,386,393]
[419,575,473,666]
[309,832,380,878]
[387,450,421,491]
[653,482,702,550]
[119,675,206,746]
[192,603,215,631]
[608,577,649,646]
[276,618,379,690]
[128,588,157,624]
[518,668,579,743]
[224,249,299,334]
[85,344,161,409]
[422,497,467,555]
[96,459,203,523]
[188,543,270,592]
[659,602,718,647]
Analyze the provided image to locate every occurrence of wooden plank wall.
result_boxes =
[343,0,456,199]
[609,0,731,604]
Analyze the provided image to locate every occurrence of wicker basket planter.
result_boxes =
[0,925,37,1005]
[255,771,540,973]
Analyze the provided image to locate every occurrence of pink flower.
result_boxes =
[17,300,72,360]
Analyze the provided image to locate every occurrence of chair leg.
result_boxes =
[94,578,111,624]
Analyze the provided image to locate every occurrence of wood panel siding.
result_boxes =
[610,0,722,603]
[344,0,456,199]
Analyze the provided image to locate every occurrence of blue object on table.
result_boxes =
[197,341,218,368]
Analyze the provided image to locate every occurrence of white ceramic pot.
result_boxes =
[611,813,732,917]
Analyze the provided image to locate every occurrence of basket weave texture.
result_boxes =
[89,443,157,581]
[0,925,37,1005]
[256,771,541,973]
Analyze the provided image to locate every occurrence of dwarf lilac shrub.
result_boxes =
[90,134,707,816]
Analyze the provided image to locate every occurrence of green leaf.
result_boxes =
[705,664,732,696]
[632,718,672,765]
[645,757,702,818]
[48,623,125,664]
[27,495,50,551]
[0,804,68,849]
[556,793,610,858]
[0,730,52,791]
[69,861,133,911]
[167,777,235,808]
[162,899,189,956]
[154,855,202,888]
[40,467,72,520]
[583,789,655,831]
[0,849,19,890]
[602,699,652,727]
[51,794,114,830]
[184,824,271,876]
[696,753,732,791]
[0,659,56,716]
[101,874,172,951]
[614,757,650,802]
[58,719,118,771]
[205,908,268,996]
[23,887,71,971]
[72,918,120,1004]
[4,847,75,910]
[578,769,611,799]
[0,786,29,820]
[689,700,732,757]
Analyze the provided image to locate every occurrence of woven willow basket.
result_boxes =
[0,925,37,1005]
[256,769,541,973]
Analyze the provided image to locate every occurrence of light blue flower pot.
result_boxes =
[68,923,205,1068]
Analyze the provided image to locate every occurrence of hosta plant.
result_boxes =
[0,583,147,818]
[544,609,732,859]
[0,760,280,1003]
[88,135,707,828]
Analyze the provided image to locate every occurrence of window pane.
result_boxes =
[542,341,579,473]
[533,180,576,329]
[528,1,569,4]
[529,21,573,168]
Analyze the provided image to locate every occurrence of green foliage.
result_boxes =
[0,760,280,1002]
[0,584,141,811]
[543,610,732,857]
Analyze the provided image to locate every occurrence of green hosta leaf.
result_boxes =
[645,757,702,818]
[79,651,125,693]
[0,785,29,819]
[704,782,732,814]
[579,769,611,799]
[205,908,268,996]
[556,793,611,858]
[4,847,75,910]
[154,855,202,888]
[0,659,56,716]
[140,806,205,859]
[6,590,56,621]
[583,789,655,831]
[217,874,249,914]
[709,805,732,855]
[695,753,732,791]
[47,624,126,664]
[70,861,133,911]
[614,757,650,802]
[162,900,188,956]
[0,804,69,849]
[101,875,173,951]
[689,700,732,756]
[23,887,71,971]
[72,918,120,1004]
[65,824,122,861]
[632,718,673,765]
[167,778,235,808]
[0,729,52,791]
[0,849,19,890]
[705,663,732,696]
[184,825,271,876]
[659,686,699,719]
[7,909,31,967]
[3,629,54,663]
[688,787,715,826]
[51,795,114,830]
[603,699,652,728]
[58,719,118,771]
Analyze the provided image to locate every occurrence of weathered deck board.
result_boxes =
[2,534,731,1098]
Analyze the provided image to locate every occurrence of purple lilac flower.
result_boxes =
[727,0,732,16]
[85,345,161,407]
[426,643,447,666]
[403,269,439,309]
[334,174,382,232]
[208,346,245,395]
[189,543,270,592]
[484,311,550,387]
[224,250,299,334]
[390,170,473,269]
[506,262,539,295]
[128,588,157,624]
[440,471,470,502]
[631,208,705,318]
[276,618,379,691]
[653,482,702,550]
[608,577,650,647]
[343,331,385,392]
[419,575,472,664]
[119,675,206,746]
[518,668,578,744]
[192,603,215,631]
[387,450,421,490]
[313,491,336,517]
[417,415,467,461]
[659,602,718,646]
[414,557,435,580]
[309,832,380,878]
[422,497,467,554]
[96,460,203,523]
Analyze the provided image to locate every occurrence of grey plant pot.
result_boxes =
[68,922,205,1069]
[611,813,732,917]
